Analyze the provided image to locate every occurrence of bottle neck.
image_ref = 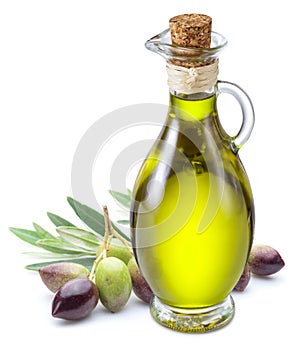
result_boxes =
[166,60,219,95]
[169,89,217,122]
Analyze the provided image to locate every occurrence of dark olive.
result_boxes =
[249,245,285,276]
[127,257,153,304]
[52,278,99,320]
[234,264,251,292]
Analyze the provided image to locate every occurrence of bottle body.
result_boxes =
[130,93,254,308]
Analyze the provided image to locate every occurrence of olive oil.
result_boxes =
[130,94,254,309]
[137,20,255,332]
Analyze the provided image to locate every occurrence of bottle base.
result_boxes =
[150,295,235,333]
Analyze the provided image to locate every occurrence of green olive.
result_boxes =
[95,257,132,312]
[95,242,133,265]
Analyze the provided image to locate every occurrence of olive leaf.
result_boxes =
[9,227,44,246]
[117,220,130,225]
[109,189,131,208]
[10,195,132,270]
[67,197,130,242]
[32,223,56,240]
[36,238,96,255]
[56,226,101,252]
[47,212,76,227]
[25,257,96,271]
[67,197,105,235]
[109,189,131,225]
[23,251,86,259]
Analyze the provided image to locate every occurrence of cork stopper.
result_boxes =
[166,14,218,93]
[169,14,212,48]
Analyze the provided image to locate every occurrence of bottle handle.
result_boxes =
[217,81,255,153]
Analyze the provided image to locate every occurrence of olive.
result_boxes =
[107,244,133,265]
[234,264,251,292]
[95,257,132,313]
[127,257,153,303]
[249,244,285,276]
[52,278,99,320]
[39,262,89,293]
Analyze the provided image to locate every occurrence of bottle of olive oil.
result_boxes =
[130,14,255,333]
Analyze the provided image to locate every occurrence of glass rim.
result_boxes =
[145,29,228,59]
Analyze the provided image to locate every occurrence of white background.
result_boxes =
[0,1,294,349]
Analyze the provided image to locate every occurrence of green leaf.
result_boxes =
[116,209,129,216]
[111,223,130,242]
[36,238,96,255]
[25,257,95,271]
[32,223,56,239]
[67,197,131,242]
[111,223,131,242]
[9,227,44,246]
[67,197,105,235]
[23,251,87,259]
[47,212,76,227]
[117,220,130,225]
[56,226,101,251]
[109,189,131,208]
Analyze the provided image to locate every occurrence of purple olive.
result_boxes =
[52,278,99,320]
[127,257,153,304]
[248,245,285,276]
[39,262,89,293]
[234,264,251,292]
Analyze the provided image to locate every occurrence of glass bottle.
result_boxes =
[130,28,255,333]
